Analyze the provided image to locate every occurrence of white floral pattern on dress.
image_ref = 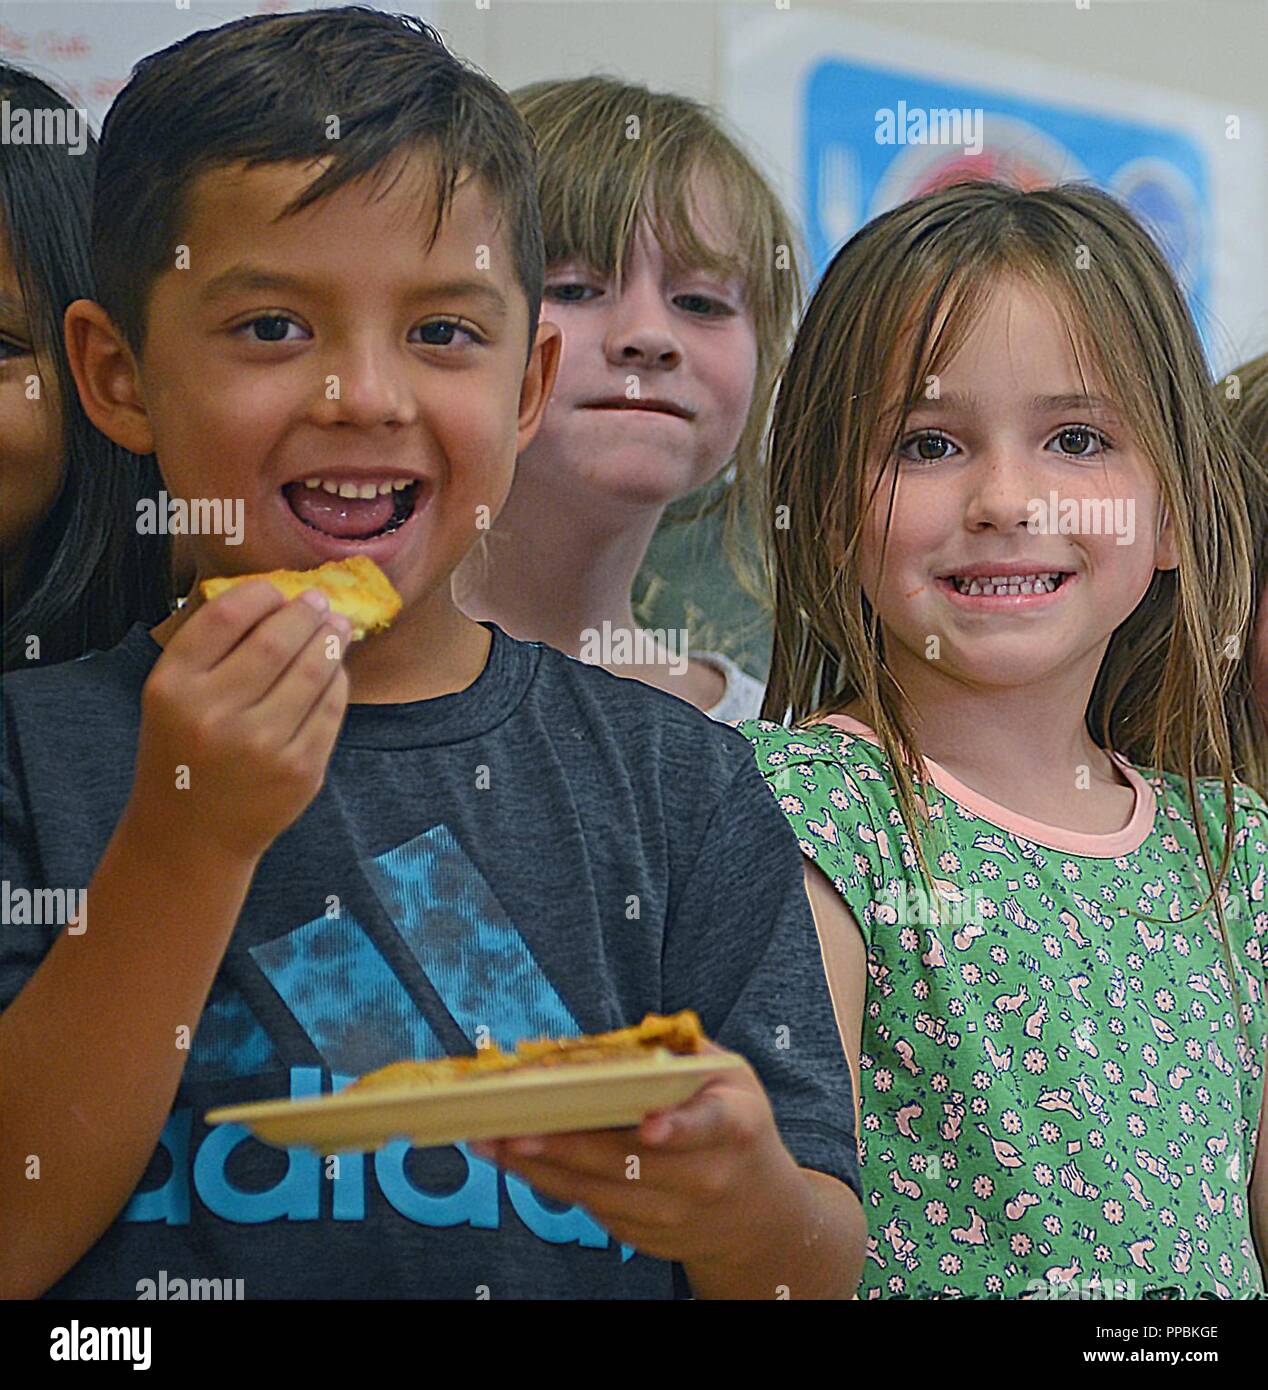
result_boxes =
[740,718,1268,1300]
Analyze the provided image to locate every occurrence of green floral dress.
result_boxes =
[739,716,1268,1299]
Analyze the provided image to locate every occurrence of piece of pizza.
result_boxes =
[344,1011,707,1094]
[199,555,402,640]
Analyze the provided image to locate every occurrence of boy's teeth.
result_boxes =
[304,477,414,496]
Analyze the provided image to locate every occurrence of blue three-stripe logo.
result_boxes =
[124,825,633,1260]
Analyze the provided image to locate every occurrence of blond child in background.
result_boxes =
[454,77,801,720]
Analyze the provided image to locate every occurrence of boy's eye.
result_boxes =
[0,335,30,362]
[544,283,599,305]
[411,319,481,348]
[1048,425,1111,458]
[898,430,957,463]
[237,314,305,343]
[674,293,731,317]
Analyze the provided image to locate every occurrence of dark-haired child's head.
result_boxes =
[0,193,61,602]
[68,6,557,621]
[1,61,169,669]
[91,5,544,361]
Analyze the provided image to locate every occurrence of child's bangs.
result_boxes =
[519,80,786,320]
[874,249,1164,479]
[1014,257,1170,475]
[539,138,764,311]
[865,264,999,474]
[641,156,781,312]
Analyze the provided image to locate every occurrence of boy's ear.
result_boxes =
[515,319,562,454]
[63,299,156,456]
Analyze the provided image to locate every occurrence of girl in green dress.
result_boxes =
[741,180,1267,1299]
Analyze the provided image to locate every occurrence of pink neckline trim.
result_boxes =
[816,714,1156,858]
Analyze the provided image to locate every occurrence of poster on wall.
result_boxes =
[722,8,1265,373]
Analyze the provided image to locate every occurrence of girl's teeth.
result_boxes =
[304,477,321,489]
[952,572,1063,596]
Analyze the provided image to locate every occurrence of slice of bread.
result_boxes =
[200,555,402,640]
[344,1011,707,1093]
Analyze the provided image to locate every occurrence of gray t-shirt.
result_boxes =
[1,622,858,1299]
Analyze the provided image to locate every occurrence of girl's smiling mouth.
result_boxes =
[934,564,1077,607]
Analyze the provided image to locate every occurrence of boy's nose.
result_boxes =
[605,324,682,371]
[317,346,419,428]
[602,282,683,370]
[606,326,678,366]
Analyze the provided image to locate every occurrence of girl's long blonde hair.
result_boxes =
[762,180,1256,930]
[1216,351,1268,796]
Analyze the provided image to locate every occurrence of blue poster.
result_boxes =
[803,59,1210,344]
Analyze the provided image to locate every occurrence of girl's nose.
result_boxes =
[961,451,1040,532]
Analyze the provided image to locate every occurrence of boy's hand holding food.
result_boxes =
[470,1044,840,1293]
[125,578,353,863]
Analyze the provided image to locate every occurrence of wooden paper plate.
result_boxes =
[207,1052,744,1152]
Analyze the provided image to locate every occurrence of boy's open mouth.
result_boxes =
[283,475,422,541]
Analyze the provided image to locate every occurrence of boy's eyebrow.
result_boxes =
[198,266,317,303]
[198,265,509,318]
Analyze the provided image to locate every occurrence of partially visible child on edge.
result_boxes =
[0,62,169,669]
[738,179,1267,1298]
[1217,350,1268,795]
[0,9,862,1300]
[453,77,800,721]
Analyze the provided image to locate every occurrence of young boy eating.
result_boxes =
[0,8,861,1299]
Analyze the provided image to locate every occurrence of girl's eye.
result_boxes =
[544,283,600,305]
[0,336,29,362]
[1048,425,1111,458]
[237,314,306,343]
[412,319,481,348]
[899,430,958,464]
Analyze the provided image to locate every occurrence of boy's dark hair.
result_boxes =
[1,61,170,671]
[92,6,543,360]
